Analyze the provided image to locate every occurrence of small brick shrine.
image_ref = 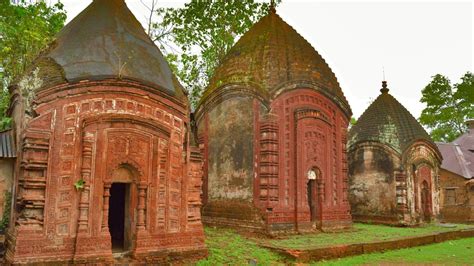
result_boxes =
[348,81,442,226]
[5,0,206,263]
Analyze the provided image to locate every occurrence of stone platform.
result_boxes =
[261,228,474,263]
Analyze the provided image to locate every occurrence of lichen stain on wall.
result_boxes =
[207,97,254,200]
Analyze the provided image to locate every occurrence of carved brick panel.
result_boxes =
[259,114,279,206]
[16,129,51,230]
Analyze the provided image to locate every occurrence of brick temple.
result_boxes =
[348,81,442,225]
[5,0,206,263]
[195,8,353,233]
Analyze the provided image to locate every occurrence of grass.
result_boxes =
[196,224,474,265]
[263,223,474,250]
[196,227,286,265]
[312,236,474,265]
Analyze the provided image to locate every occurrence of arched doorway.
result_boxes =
[420,180,431,221]
[109,166,136,252]
[307,168,320,223]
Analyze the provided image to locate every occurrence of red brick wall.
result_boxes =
[6,80,206,264]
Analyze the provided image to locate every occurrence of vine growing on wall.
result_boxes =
[0,191,12,231]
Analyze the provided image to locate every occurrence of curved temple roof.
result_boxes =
[349,81,436,154]
[31,0,185,98]
[199,9,350,115]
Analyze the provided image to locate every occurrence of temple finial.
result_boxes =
[270,0,276,13]
[380,80,389,94]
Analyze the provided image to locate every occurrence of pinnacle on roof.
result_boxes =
[349,81,437,154]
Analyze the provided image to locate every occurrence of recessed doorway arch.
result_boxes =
[108,164,139,252]
[307,168,321,223]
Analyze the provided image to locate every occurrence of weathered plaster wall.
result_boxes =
[349,144,399,222]
[439,169,473,223]
[0,159,14,219]
[349,141,441,226]
[206,96,255,201]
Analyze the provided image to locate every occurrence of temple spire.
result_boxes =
[380,80,389,94]
[269,0,276,13]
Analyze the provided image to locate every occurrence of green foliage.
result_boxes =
[0,0,66,126]
[312,237,474,265]
[419,72,474,142]
[350,117,357,126]
[74,178,85,190]
[0,191,12,231]
[152,0,277,108]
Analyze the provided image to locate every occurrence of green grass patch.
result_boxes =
[312,236,474,265]
[196,227,287,265]
[196,223,474,265]
[262,223,474,250]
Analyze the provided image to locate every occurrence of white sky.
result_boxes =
[60,0,473,119]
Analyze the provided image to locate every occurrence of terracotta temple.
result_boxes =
[5,0,206,264]
[195,8,353,233]
[2,0,463,263]
[348,81,442,226]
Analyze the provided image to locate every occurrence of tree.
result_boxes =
[419,72,474,142]
[151,0,277,108]
[0,0,66,130]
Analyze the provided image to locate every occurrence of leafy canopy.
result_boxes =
[0,0,66,129]
[151,0,276,108]
[419,72,474,142]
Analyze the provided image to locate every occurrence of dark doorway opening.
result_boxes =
[307,180,317,222]
[421,181,431,221]
[109,183,129,252]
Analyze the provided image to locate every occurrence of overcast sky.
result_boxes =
[60,0,473,119]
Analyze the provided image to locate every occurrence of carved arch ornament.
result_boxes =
[402,141,442,169]
[294,108,331,124]
[82,113,171,138]
[107,160,143,183]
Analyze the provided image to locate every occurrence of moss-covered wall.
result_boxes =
[206,96,255,201]
[349,144,400,222]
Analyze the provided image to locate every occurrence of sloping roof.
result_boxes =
[199,9,350,115]
[29,0,185,99]
[348,81,436,154]
[437,124,474,179]
[0,130,16,158]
